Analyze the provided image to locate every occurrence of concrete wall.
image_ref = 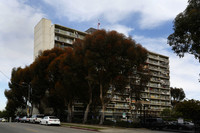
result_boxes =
[34,18,54,59]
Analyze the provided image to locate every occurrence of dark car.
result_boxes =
[166,121,179,129]
[179,122,194,130]
[20,116,30,123]
[15,116,22,122]
[144,118,165,129]
[166,121,195,130]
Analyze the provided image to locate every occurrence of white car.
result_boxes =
[30,114,44,123]
[1,118,8,122]
[40,116,60,126]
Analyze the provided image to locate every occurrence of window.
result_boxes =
[55,36,59,40]
[49,116,58,119]
[55,29,59,32]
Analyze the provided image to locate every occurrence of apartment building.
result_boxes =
[34,18,171,118]
[105,52,170,119]
[34,18,88,59]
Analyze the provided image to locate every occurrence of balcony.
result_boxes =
[161,103,171,106]
[148,55,158,59]
[115,105,129,108]
[150,96,161,100]
[55,36,73,45]
[55,28,85,40]
[160,97,170,100]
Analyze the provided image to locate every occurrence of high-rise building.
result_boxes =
[34,18,171,118]
[105,51,170,119]
[34,18,88,59]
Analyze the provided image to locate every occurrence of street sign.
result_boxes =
[122,112,126,118]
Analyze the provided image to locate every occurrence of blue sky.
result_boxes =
[0,0,200,111]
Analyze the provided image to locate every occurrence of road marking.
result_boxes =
[25,128,38,133]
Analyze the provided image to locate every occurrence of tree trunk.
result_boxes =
[99,83,105,125]
[83,80,93,124]
[67,102,72,123]
[83,94,92,124]
[30,103,34,116]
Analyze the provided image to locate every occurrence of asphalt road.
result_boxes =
[0,122,180,133]
[0,122,98,133]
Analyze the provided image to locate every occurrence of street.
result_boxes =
[0,122,176,133]
[0,122,98,133]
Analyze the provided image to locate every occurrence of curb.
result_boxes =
[70,126,99,132]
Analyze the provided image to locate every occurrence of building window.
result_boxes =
[55,36,59,40]
[55,28,59,32]
[66,39,73,44]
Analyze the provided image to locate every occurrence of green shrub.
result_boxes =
[116,121,130,127]
[103,120,116,126]
[131,121,142,128]
[72,117,82,123]
[86,119,99,124]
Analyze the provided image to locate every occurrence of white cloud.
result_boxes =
[133,35,200,100]
[138,0,188,29]
[133,35,171,55]
[0,0,45,110]
[104,24,133,37]
[170,54,200,100]
[43,0,187,29]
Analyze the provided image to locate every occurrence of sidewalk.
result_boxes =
[61,123,174,133]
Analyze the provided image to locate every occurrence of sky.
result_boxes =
[0,0,200,111]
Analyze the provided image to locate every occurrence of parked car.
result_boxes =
[15,116,22,122]
[166,121,194,130]
[40,116,60,126]
[1,118,8,122]
[26,116,31,123]
[144,118,165,129]
[166,121,179,129]
[179,122,195,130]
[20,116,30,123]
[30,114,44,124]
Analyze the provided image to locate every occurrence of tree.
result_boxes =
[129,64,151,118]
[168,0,200,61]
[76,30,148,124]
[73,39,100,124]
[30,47,65,113]
[161,108,171,118]
[5,30,149,124]
[5,67,30,117]
[47,47,82,122]
[175,99,200,122]
[170,87,185,107]
[0,110,7,118]
[45,49,67,117]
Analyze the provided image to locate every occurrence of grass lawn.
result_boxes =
[61,123,105,131]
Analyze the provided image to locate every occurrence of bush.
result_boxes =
[86,119,99,124]
[103,120,116,126]
[116,121,131,127]
[102,119,142,128]
[72,117,82,123]
[131,122,142,128]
